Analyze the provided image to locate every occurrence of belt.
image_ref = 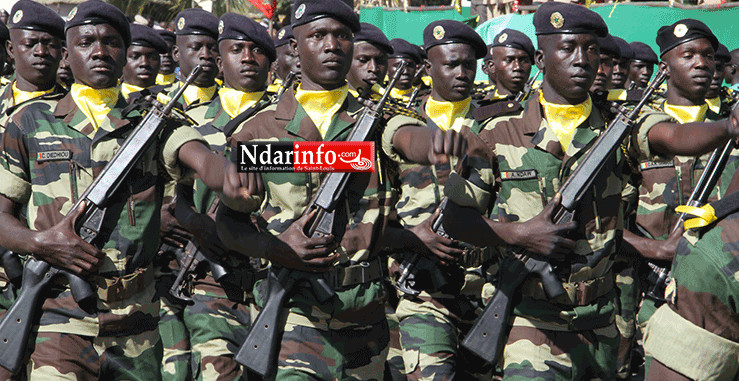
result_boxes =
[523,272,615,306]
[96,266,154,303]
[328,257,384,289]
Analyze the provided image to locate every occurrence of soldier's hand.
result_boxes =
[270,210,339,272]
[189,213,229,261]
[427,129,467,165]
[728,105,739,138]
[651,225,684,262]
[33,201,105,277]
[160,200,192,248]
[223,162,263,201]
[512,194,577,261]
[408,208,464,266]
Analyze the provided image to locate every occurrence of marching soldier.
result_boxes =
[346,22,391,96]
[590,34,620,94]
[478,45,497,99]
[387,38,423,103]
[610,36,633,90]
[0,22,9,86]
[484,28,534,100]
[0,1,240,378]
[705,43,735,116]
[627,41,658,90]
[441,4,739,379]
[156,29,177,86]
[120,24,169,103]
[271,25,299,88]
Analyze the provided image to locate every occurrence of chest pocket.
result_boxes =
[497,169,548,222]
[32,146,93,206]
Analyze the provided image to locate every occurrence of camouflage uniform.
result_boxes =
[380,95,518,380]
[642,195,739,380]
[444,94,671,379]
[0,92,205,379]
[226,88,420,380]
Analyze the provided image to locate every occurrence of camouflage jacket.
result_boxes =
[164,81,219,114]
[0,92,204,336]
[445,95,669,331]
[227,87,418,329]
[0,81,67,132]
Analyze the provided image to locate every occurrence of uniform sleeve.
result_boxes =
[160,123,208,182]
[444,154,496,215]
[0,116,32,204]
[380,113,427,164]
[629,110,674,162]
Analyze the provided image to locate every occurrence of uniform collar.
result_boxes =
[425,96,471,132]
[705,96,721,115]
[277,86,361,141]
[663,102,707,124]
[54,90,132,141]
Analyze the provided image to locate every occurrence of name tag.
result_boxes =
[36,150,72,162]
[639,161,673,170]
[500,169,537,180]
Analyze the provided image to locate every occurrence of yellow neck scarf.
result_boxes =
[705,97,721,115]
[156,73,176,86]
[182,83,217,106]
[390,86,414,101]
[607,88,627,101]
[70,83,120,130]
[11,82,53,105]
[294,83,349,139]
[663,102,707,124]
[120,82,144,101]
[422,76,433,87]
[219,87,265,119]
[538,90,592,154]
[490,88,509,100]
[425,96,471,132]
[267,78,282,93]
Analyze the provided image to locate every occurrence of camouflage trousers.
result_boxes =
[613,260,639,379]
[0,269,21,381]
[637,294,663,377]
[270,319,390,380]
[156,253,192,381]
[386,308,406,381]
[26,329,163,380]
[501,322,619,380]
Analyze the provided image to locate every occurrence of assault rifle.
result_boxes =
[0,65,204,374]
[0,249,22,287]
[272,71,296,104]
[514,71,541,103]
[234,61,409,377]
[461,68,669,365]
[646,133,738,302]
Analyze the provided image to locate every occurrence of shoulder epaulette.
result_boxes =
[473,99,521,124]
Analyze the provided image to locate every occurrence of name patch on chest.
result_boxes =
[500,169,537,180]
[36,150,72,162]
[639,161,673,170]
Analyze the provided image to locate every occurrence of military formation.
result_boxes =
[0,0,735,380]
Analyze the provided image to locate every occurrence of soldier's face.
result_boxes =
[292,17,353,90]
[492,46,532,95]
[426,43,477,102]
[275,43,299,81]
[663,38,715,104]
[536,33,599,104]
[7,29,62,90]
[706,57,727,99]
[387,57,417,90]
[57,49,73,88]
[159,45,175,74]
[65,24,126,89]
[590,53,614,93]
[173,34,219,87]
[347,42,388,92]
[123,45,160,88]
[217,39,271,93]
[481,59,495,84]
[627,60,653,89]
[611,57,629,89]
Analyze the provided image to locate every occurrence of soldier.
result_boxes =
[271,24,299,88]
[590,34,620,94]
[120,24,169,102]
[215,0,434,378]
[627,41,658,90]
[56,43,73,90]
[0,23,9,86]
[441,4,739,379]
[387,38,422,103]
[480,45,496,90]
[705,43,734,116]
[726,48,739,88]
[156,29,177,86]
[380,19,497,380]
[171,12,275,380]
[346,22,391,96]
[0,1,241,378]
[610,36,633,90]
[642,176,739,380]
[485,28,534,100]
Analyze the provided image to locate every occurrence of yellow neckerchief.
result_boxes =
[267,78,282,93]
[156,72,176,86]
[294,83,349,139]
[182,82,217,106]
[538,90,592,154]
[120,82,143,100]
[70,83,119,130]
[422,76,432,87]
[705,96,721,115]
[348,87,360,98]
[11,82,53,105]
[663,102,707,124]
[390,86,414,101]
[215,77,223,86]
[425,96,471,132]
[218,87,265,119]
[607,88,627,101]
[489,88,510,100]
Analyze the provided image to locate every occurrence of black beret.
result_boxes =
[716,43,731,62]
[423,20,487,59]
[65,0,131,46]
[598,34,620,59]
[8,0,65,40]
[656,19,718,57]
[613,36,633,61]
[157,29,175,47]
[415,44,426,60]
[0,22,7,43]
[218,13,276,62]
[389,38,422,63]
[533,2,607,38]
[274,25,293,48]
[354,23,392,55]
[291,0,360,34]
[175,8,218,39]
[130,24,168,54]
[483,44,494,61]
[492,28,534,60]
[630,42,658,64]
